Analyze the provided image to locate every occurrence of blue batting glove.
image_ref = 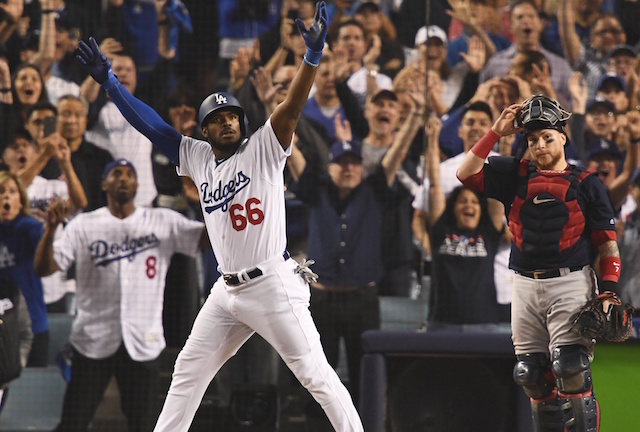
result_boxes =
[295,1,327,66]
[74,37,114,85]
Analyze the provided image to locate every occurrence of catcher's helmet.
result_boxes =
[198,92,248,136]
[518,95,571,137]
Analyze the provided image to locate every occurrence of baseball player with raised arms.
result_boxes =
[34,159,207,431]
[456,95,623,432]
[74,3,364,432]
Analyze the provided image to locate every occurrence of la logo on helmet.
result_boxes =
[215,94,228,105]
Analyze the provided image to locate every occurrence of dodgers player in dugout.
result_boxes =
[34,159,207,432]
[74,2,365,432]
[456,95,621,432]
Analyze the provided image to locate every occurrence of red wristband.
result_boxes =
[599,256,621,282]
[470,129,500,159]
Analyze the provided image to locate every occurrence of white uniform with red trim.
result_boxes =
[153,118,363,432]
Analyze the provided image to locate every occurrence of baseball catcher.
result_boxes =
[457,94,626,432]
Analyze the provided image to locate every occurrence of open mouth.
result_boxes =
[24,89,34,96]
[18,155,27,164]
[3,203,10,211]
[376,113,391,125]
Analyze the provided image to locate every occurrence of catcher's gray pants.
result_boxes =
[511,266,596,357]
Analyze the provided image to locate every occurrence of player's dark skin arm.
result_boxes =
[34,199,67,277]
[271,64,317,151]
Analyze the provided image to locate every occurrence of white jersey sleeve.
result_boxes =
[154,208,205,258]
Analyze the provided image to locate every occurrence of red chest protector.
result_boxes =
[508,161,593,257]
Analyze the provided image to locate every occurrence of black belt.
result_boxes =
[516,266,583,280]
[223,251,290,286]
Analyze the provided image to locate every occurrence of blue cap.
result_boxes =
[586,96,615,113]
[597,72,627,93]
[102,158,137,179]
[607,44,637,61]
[329,141,362,162]
[588,138,622,160]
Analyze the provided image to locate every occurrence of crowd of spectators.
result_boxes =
[1,0,640,428]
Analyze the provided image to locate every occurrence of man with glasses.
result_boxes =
[606,44,637,83]
[558,1,627,98]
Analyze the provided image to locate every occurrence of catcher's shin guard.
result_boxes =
[550,345,600,432]
[530,392,599,432]
[530,392,571,432]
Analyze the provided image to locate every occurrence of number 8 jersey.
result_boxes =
[178,119,290,274]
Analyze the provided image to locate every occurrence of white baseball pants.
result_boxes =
[153,257,364,432]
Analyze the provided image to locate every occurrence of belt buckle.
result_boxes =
[223,274,234,283]
[533,270,545,279]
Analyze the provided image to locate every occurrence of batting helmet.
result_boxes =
[518,95,571,137]
[198,92,248,136]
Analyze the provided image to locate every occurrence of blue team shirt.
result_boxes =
[0,214,48,334]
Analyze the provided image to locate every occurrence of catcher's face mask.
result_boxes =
[518,95,571,138]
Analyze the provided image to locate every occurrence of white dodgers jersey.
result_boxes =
[53,207,204,361]
[177,118,290,274]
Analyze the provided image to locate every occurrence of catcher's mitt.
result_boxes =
[572,291,634,342]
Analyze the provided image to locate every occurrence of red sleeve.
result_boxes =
[460,170,485,193]
[592,229,620,282]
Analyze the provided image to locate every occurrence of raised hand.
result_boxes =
[460,35,486,74]
[0,0,24,25]
[492,103,524,137]
[249,67,278,113]
[295,1,327,63]
[334,113,352,142]
[75,37,113,84]
[44,198,69,230]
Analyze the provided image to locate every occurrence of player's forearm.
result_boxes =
[457,129,498,181]
[593,231,621,291]
[34,226,60,277]
[103,76,182,163]
[271,63,316,147]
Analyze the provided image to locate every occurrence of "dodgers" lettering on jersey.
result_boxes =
[201,171,251,214]
[90,234,161,266]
